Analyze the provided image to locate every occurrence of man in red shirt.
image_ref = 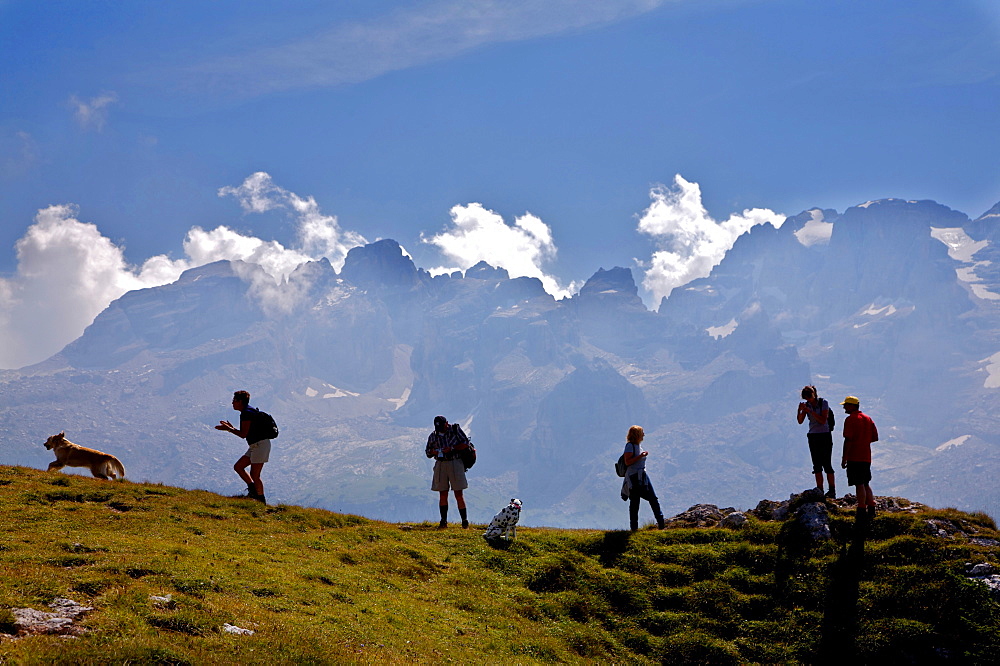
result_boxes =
[840,396,879,524]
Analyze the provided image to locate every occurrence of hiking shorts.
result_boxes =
[807,432,835,474]
[845,461,871,486]
[431,458,468,492]
[245,439,271,464]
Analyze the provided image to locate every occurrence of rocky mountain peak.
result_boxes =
[340,239,423,290]
[577,267,641,303]
[465,261,510,281]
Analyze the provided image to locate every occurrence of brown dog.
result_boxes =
[44,432,126,480]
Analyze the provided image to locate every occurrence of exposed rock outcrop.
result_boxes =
[3,598,93,639]
[664,503,739,528]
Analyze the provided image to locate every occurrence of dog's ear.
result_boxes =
[58,431,65,439]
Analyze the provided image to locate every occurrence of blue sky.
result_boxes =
[1,0,1000,368]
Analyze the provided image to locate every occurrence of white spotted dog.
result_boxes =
[484,498,522,541]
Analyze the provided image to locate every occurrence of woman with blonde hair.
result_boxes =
[621,425,665,531]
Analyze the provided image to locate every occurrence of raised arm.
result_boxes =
[216,417,250,439]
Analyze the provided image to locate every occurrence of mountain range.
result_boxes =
[3,197,999,528]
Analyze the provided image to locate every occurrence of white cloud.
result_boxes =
[423,202,575,298]
[0,173,367,369]
[794,209,834,247]
[0,205,188,369]
[187,0,665,98]
[218,172,366,271]
[638,175,785,303]
[69,92,119,131]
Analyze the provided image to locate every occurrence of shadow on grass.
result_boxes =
[819,519,867,662]
[593,530,633,567]
[485,536,515,550]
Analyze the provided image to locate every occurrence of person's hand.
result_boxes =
[215,420,233,431]
[642,451,648,457]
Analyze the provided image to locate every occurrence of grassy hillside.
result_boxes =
[1,466,1000,664]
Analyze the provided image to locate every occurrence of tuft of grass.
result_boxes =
[0,608,17,634]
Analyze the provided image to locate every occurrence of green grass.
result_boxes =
[1,465,1000,664]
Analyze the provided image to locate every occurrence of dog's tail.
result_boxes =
[106,457,126,480]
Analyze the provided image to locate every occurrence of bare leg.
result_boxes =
[814,472,824,490]
[860,483,874,509]
[455,490,468,528]
[234,455,254,488]
[249,463,265,496]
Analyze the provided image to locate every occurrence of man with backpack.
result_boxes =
[216,390,278,505]
[425,415,471,528]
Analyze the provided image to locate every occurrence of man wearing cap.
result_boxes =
[425,415,471,528]
[840,396,879,525]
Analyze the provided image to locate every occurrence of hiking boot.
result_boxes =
[255,495,266,505]
[437,520,447,529]
[867,505,876,519]
[462,520,469,529]
[825,489,836,499]
[656,517,666,530]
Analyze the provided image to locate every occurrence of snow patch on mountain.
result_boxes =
[852,301,910,328]
[930,227,988,262]
[937,435,971,452]
[863,304,898,316]
[305,384,360,399]
[982,352,1000,389]
[930,227,1000,300]
[706,318,738,339]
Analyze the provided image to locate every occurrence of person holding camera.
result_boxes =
[797,385,836,498]
[425,415,471,528]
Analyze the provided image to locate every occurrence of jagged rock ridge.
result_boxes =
[2,197,1000,528]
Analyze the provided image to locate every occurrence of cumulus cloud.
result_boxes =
[793,209,834,247]
[186,0,665,98]
[69,92,119,131]
[0,205,189,369]
[638,175,785,303]
[0,173,367,369]
[423,202,575,299]
[218,171,366,270]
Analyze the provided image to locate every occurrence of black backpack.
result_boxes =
[452,423,476,470]
[615,442,637,477]
[822,398,835,432]
[247,407,279,443]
